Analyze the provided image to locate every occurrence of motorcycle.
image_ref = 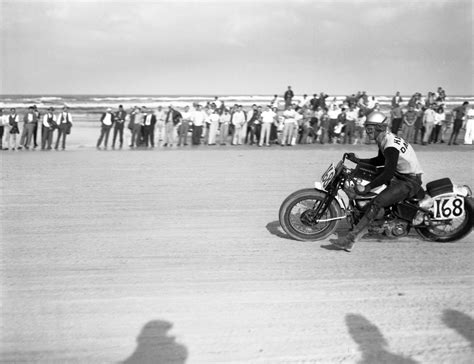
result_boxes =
[279,153,473,242]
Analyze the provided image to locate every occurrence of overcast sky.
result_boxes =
[1,0,472,95]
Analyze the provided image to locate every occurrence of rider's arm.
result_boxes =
[366,147,399,189]
[358,149,385,166]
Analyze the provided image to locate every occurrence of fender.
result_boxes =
[314,181,349,213]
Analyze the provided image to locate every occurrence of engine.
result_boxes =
[382,219,410,238]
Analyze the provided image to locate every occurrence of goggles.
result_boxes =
[365,125,376,133]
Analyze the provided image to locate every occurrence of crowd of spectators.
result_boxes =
[1,86,472,151]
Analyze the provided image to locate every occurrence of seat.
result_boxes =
[407,187,425,203]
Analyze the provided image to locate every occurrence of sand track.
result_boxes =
[1,144,473,363]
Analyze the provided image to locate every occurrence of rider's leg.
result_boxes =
[333,176,421,251]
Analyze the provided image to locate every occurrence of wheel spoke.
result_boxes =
[289,198,331,235]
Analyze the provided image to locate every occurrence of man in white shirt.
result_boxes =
[219,108,231,145]
[259,105,276,147]
[208,109,220,145]
[154,106,166,146]
[42,107,57,150]
[281,105,297,146]
[191,104,206,145]
[327,103,341,143]
[97,108,114,149]
[178,105,193,146]
[143,108,157,147]
[464,105,474,145]
[422,104,437,145]
[55,106,73,150]
[231,105,246,145]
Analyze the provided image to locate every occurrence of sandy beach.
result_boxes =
[1,134,473,363]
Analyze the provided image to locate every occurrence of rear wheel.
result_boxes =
[279,188,342,241]
[415,197,473,242]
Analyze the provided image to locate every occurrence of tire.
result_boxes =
[415,196,474,242]
[279,188,342,241]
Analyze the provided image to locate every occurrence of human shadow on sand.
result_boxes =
[346,314,419,364]
[121,320,188,364]
[442,309,474,348]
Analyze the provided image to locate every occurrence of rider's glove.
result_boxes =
[355,183,370,195]
[346,153,359,163]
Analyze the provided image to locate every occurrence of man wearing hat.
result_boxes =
[41,107,57,150]
[19,106,38,149]
[55,106,73,150]
[97,107,115,149]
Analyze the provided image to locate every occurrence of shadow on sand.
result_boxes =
[121,320,188,364]
[266,220,293,240]
[346,314,419,364]
[442,309,474,348]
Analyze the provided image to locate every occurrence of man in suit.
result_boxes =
[20,106,38,149]
[42,107,57,150]
[55,106,73,150]
[142,107,157,148]
[112,104,127,149]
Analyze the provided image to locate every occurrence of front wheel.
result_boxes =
[415,197,474,242]
[279,188,342,241]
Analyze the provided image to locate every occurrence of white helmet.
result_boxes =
[365,111,387,127]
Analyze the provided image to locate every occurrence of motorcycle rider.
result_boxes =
[331,111,423,251]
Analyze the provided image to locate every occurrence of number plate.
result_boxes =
[321,164,336,189]
[431,196,465,219]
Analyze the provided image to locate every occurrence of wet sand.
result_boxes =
[1,138,473,363]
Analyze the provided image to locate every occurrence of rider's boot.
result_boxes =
[331,203,380,252]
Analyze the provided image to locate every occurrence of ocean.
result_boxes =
[1,94,472,119]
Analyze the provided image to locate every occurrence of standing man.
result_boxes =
[112,104,127,149]
[219,108,231,146]
[281,104,297,146]
[344,104,358,144]
[464,104,474,145]
[178,105,192,146]
[163,105,181,147]
[259,105,276,147]
[97,108,114,150]
[41,107,57,150]
[0,108,4,150]
[449,101,469,145]
[21,106,38,149]
[55,106,73,150]
[413,103,424,144]
[207,109,220,145]
[270,95,279,109]
[154,106,166,147]
[391,91,403,108]
[284,86,294,108]
[245,104,259,145]
[32,105,41,148]
[402,105,417,143]
[142,108,157,147]
[422,104,437,145]
[390,104,403,136]
[130,107,143,148]
[8,108,20,150]
[191,104,206,146]
[327,103,340,144]
[231,105,246,145]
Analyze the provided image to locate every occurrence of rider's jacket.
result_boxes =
[378,132,423,175]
